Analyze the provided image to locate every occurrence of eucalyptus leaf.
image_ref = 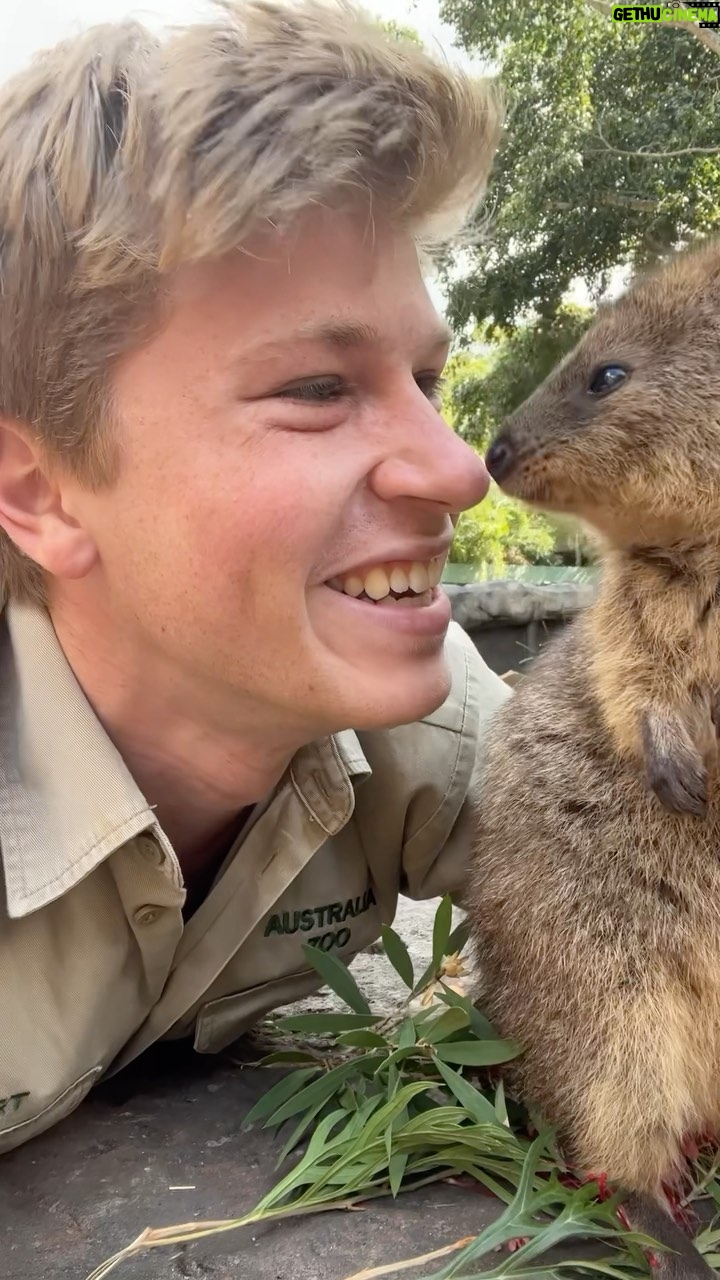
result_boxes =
[276,1097,328,1166]
[437,984,501,1041]
[267,1059,363,1127]
[336,1029,389,1049]
[422,1006,470,1045]
[495,1078,509,1127]
[381,924,415,989]
[396,1018,418,1049]
[389,1151,409,1198]
[434,1058,506,1128]
[432,895,454,969]
[446,916,471,957]
[255,1050,322,1066]
[375,1045,427,1075]
[242,1066,320,1129]
[302,942,373,1015]
[275,1013,380,1033]
[435,1039,522,1067]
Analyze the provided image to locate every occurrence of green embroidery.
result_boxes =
[264,886,377,938]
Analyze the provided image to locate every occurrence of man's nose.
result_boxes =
[369,398,490,514]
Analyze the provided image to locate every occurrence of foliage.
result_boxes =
[450,485,556,571]
[446,305,594,451]
[84,899,720,1280]
[377,16,423,44]
[438,0,720,332]
[442,306,594,570]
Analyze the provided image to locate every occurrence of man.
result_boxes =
[0,0,509,1153]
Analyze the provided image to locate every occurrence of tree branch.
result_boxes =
[550,194,659,212]
[675,18,720,56]
[601,192,658,211]
[590,119,720,159]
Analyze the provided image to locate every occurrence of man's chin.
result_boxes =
[337,653,453,733]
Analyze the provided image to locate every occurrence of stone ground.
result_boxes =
[3,900,507,1280]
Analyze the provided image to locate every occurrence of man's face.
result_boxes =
[64,209,489,741]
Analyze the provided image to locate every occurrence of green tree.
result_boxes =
[447,303,593,449]
[438,0,720,331]
[378,17,423,44]
[449,484,556,572]
[442,307,597,569]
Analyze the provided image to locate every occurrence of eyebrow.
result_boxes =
[235,316,454,371]
[293,318,453,350]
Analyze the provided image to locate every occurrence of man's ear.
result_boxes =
[0,417,98,580]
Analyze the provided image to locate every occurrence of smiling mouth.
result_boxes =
[325,558,444,606]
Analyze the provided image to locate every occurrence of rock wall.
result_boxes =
[446,580,597,675]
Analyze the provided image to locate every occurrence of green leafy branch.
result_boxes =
[84,898,719,1280]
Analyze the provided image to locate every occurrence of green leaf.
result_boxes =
[422,1006,470,1045]
[434,1057,504,1127]
[432,894,453,969]
[335,1030,389,1049]
[266,1059,362,1127]
[437,983,499,1040]
[302,942,372,1015]
[242,1067,320,1129]
[381,925,415,989]
[274,1013,379,1033]
[303,1107,351,1164]
[375,1045,425,1075]
[254,1050,322,1066]
[389,1151,409,1198]
[396,1018,418,1049]
[495,1077,509,1126]
[435,1039,521,1066]
[275,1097,328,1166]
[410,896,456,997]
[411,958,439,998]
[446,916,470,957]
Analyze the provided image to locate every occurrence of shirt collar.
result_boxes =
[0,600,372,918]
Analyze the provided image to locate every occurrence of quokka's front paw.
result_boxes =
[641,709,709,818]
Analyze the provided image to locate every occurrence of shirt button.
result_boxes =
[137,836,166,866]
[134,905,161,926]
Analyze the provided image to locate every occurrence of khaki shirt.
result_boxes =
[0,599,510,1154]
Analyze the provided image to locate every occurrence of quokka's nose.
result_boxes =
[485,436,515,484]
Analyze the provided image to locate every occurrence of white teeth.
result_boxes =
[342,575,364,598]
[363,567,391,601]
[389,566,409,594]
[375,591,432,609]
[330,558,443,601]
[408,562,430,593]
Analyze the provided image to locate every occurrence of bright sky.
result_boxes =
[0,0,483,84]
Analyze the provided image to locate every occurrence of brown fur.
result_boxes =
[467,239,720,1276]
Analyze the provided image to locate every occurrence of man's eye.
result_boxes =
[416,372,447,404]
[275,372,446,406]
[276,378,345,403]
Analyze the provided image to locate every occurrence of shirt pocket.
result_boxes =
[193,967,324,1054]
[0,1065,103,1155]
[193,902,384,1055]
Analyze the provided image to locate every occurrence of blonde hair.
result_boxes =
[0,0,502,605]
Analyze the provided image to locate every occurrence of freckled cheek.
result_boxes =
[177,472,320,592]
